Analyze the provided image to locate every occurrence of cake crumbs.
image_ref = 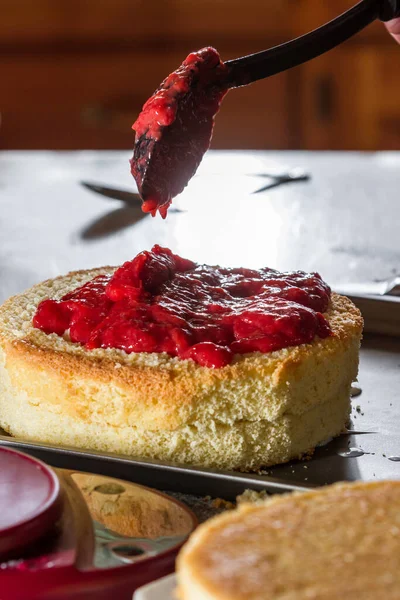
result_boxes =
[300,449,315,462]
[256,468,272,476]
[237,489,269,505]
[210,498,235,510]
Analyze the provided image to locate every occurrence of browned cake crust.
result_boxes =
[0,268,363,470]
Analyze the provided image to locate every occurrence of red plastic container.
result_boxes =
[0,447,196,599]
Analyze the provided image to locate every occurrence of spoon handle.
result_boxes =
[225,0,399,88]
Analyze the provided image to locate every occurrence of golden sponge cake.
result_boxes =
[177,480,400,599]
[0,267,362,471]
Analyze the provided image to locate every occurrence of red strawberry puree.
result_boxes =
[130,47,229,218]
[33,246,332,369]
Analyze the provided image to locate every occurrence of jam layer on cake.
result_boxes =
[130,48,229,218]
[33,245,332,368]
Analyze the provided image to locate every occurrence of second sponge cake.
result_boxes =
[177,480,400,599]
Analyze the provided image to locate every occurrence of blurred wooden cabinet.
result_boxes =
[1,0,400,150]
[299,42,400,150]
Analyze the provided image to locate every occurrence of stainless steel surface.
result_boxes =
[1,150,400,303]
[79,181,183,240]
[0,150,400,495]
[80,206,145,241]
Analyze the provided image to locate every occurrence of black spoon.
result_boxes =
[224,0,400,88]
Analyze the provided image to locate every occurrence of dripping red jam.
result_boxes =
[33,246,332,369]
[130,47,229,218]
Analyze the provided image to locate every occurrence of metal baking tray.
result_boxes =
[1,333,399,501]
[0,432,311,499]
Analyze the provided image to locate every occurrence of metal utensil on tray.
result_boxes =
[335,276,400,337]
[336,276,400,298]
